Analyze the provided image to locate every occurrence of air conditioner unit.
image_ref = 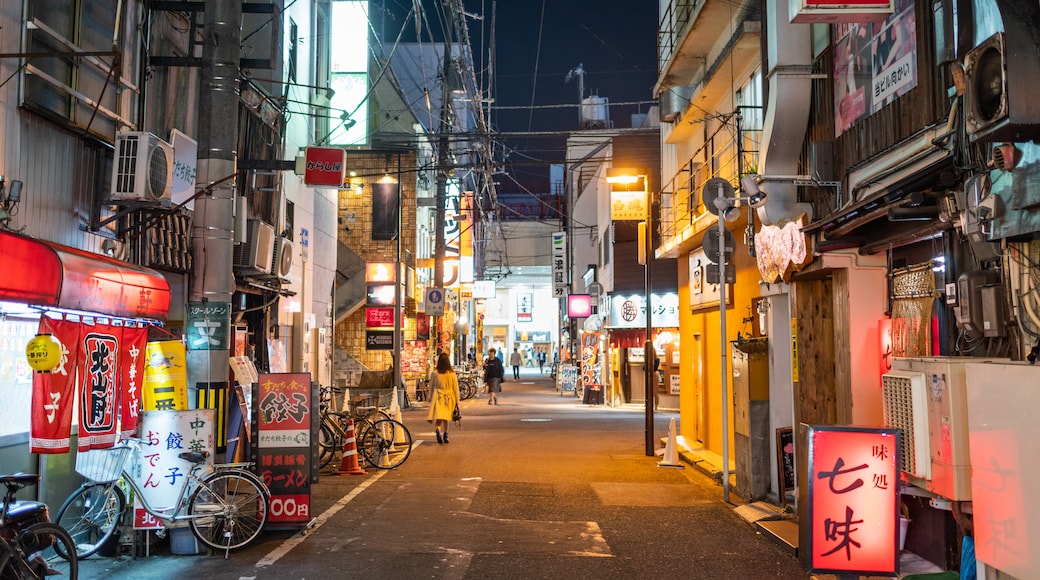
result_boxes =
[883,357,1007,501]
[233,219,275,275]
[111,131,175,202]
[272,236,294,280]
[881,369,931,481]
[963,32,1040,143]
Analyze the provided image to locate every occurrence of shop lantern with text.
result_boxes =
[26,333,62,372]
[808,425,901,577]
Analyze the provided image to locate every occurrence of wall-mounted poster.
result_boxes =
[401,340,428,379]
[833,0,917,136]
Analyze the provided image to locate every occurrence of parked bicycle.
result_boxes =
[317,388,412,470]
[1,473,78,579]
[454,367,480,400]
[54,438,270,560]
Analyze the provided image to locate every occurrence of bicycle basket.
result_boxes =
[75,445,132,483]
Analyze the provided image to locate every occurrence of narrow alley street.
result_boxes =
[77,368,808,580]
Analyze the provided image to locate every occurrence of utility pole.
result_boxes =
[433,11,454,357]
[187,2,241,401]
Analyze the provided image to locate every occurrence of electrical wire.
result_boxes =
[525,0,547,132]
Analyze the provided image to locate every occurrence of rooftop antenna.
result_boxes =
[565,63,585,124]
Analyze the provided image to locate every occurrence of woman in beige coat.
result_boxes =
[426,352,460,443]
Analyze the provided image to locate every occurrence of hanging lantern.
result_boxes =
[26,333,62,372]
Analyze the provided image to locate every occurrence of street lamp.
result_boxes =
[606,167,655,457]
[704,177,767,503]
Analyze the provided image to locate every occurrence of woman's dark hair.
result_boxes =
[436,352,453,373]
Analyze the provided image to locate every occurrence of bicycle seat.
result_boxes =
[0,473,40,489]
[5,500,47,521]
[178,451,210,464]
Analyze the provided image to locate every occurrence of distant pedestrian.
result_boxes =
[510,347,522,380]
[538,352,546,374]
[484,348,505,405]
[426,352,460,444]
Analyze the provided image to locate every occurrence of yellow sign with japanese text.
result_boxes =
[143,341,189,410]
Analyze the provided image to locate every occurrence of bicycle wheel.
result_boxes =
[15,522,79,579]
[364,409,393,423]
[358,419,412,469]
[317,422,340,468]
[459,379,477,400]
[54,482,125,560]
[188,471,269,551]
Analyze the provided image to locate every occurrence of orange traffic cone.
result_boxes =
[337,419,367,475]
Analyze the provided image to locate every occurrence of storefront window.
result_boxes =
[0,314,42,439]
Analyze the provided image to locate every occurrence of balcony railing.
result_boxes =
[659,106,761,244]
[658,0,699,73]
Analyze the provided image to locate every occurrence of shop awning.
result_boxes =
[0,229,170,320]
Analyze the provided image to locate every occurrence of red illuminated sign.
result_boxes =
[808,426,901,576]
[366,307,396,328]
[303,147,346,187]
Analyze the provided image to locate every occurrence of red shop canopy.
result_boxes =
[0,229,170,320]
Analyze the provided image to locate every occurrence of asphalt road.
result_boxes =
[77,367,809,580]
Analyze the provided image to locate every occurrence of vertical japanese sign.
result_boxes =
[580,332,601,388]
[442,183,464,287]
[808,426,901,576]
[186,301,230,351]
[78,328,120,450]
[516,293,533,322]
[131,409,215,529]
[256,373,312,527]
[552,232,567,298]
[143,341,189,411]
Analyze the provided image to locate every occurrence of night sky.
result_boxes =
[380,1,659,195]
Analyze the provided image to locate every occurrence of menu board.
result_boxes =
[256,373,312,527]
[558,365,578,394]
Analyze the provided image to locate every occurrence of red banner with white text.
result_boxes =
[29,316,80,454]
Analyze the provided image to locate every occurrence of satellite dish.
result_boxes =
[702,178,735,216]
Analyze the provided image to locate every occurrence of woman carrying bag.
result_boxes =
[427,352,461,444]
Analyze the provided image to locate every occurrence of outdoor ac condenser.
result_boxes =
[883,356,1006,501]
[233,219,275,275]
[110,131,174,203]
